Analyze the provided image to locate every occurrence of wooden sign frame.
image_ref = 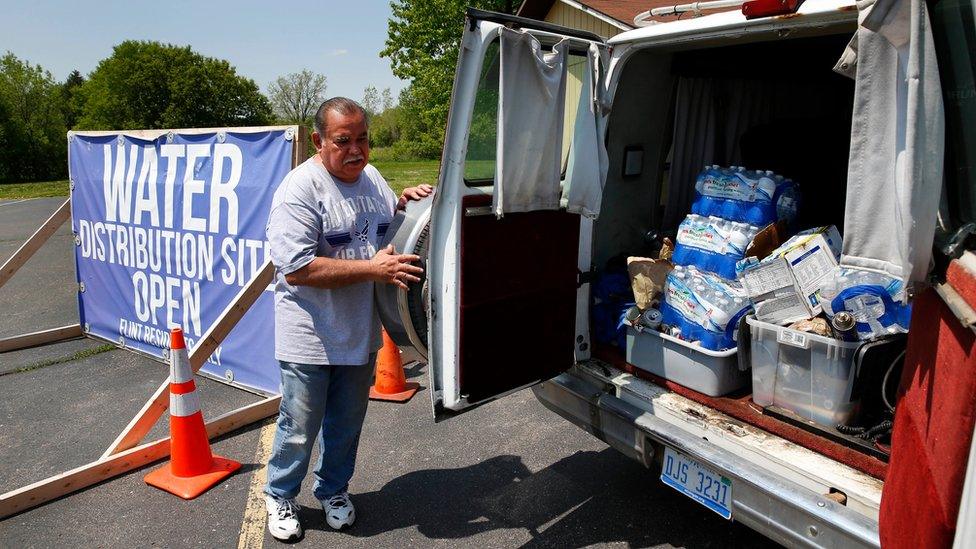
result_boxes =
[0,125,308,519]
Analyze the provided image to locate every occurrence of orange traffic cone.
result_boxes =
[144,328,241,499]
[369,329,419,402]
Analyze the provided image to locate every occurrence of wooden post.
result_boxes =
[101,259,275,458]
[0,395,281,520]
[0,199,71,290]
[0,324,83,353]
[293,125,310,167]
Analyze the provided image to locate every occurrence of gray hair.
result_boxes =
[313,97,369,136]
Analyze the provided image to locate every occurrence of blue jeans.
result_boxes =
[264,355,374,502]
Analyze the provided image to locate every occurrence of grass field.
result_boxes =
[372,160,440,195]
[0,159,444,200]
[0,180,69,200]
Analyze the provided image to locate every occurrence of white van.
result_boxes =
[377,2,976,547]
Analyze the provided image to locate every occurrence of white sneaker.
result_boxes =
[265,495,303,541]
[323,491,356,530]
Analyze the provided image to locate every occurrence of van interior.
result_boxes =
[590,30,896,481]
[596,33,855,268]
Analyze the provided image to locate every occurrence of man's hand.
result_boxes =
[370,244,423,290]
[397,184,434,210]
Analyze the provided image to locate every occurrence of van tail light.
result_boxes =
[741,0,804,19]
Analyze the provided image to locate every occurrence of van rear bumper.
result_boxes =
[532,372,881,549]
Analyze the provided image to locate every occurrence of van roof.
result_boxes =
[607,0,857,46]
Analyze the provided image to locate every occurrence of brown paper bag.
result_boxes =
[627,256,673,310]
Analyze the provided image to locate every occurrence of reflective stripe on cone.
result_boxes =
[170,391,201,418]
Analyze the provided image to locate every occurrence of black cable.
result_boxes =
[836,424,866,435]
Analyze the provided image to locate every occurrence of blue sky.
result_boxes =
[0,1,408,103]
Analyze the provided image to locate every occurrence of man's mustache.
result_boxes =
[344,155,364,165]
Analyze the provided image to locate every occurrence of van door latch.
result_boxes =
[577,269,597,288]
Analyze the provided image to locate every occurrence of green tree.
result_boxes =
[76,40,272,130]
[361,85,380,116]
[365,86,400,149]
[0,97,11,182]
[60,69,85,130]
[0,52,67,182]
[381,0,514,159]
[268,69,327,127]
[370,108,402,149]
[381,87,395,111]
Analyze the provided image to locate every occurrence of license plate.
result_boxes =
[661,447,733,519]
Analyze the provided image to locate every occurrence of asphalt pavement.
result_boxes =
[0,197,779,548]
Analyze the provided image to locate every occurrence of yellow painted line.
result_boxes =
[237,419,277,549]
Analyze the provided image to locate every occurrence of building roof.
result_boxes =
[517,0,740,26]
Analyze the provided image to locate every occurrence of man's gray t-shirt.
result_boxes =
[266,158,397,365]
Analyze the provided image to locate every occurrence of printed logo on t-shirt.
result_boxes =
[321,196,390,233]
[354,218,371,243]
[320,195,392,260]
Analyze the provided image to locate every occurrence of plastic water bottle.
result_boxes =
[748,171,777,223]
[672,215,706,268]
[693,165,722,218]
[726,221,755,256]
[722,167,746,220]
[706,298,733,333]
[756,171,778,201]
[774,178,799,226]
[819,268,911,340]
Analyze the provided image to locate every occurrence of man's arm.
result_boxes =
[284,244,422,290]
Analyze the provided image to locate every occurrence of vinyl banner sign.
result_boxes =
[69,128,296,394]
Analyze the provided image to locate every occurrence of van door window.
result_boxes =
[464,40,500,184]
[463,39,588,186]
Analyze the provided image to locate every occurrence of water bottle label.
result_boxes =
[700,174,756,201]
[665,281,709,326]
[844,294,885,321]
[677,222,726,254]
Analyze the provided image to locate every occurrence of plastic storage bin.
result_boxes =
[746,316,863,426]
[625,325,749,396]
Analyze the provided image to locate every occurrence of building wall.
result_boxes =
[543,1,622,38]
[543,2,623,169]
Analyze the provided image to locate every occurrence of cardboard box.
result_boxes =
[739,226,842,325]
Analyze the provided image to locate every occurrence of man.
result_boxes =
[263,97,432,541]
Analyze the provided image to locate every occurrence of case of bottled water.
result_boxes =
[819,267,912,340]
[672,215,761,280]
[691,166,799,227]
[659,265,754,351]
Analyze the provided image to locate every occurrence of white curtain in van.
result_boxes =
[494,28,568,218]
[665,78,717,230]
[561,43,609,219]
[664,78,775,230]
[840,0,944,283]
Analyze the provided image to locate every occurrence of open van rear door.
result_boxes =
[422,9,606,420]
